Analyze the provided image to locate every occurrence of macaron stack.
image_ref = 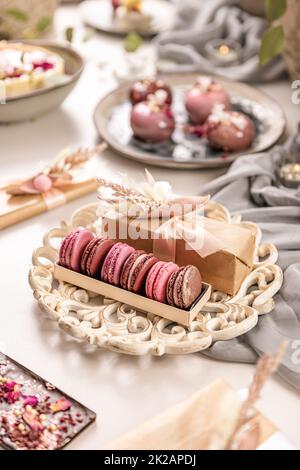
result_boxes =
[59,228,203,310]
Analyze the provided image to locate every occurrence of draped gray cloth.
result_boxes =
[199,126,300,389]
[156,0,286,82]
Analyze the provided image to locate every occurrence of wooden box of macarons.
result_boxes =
[54,191,256,328]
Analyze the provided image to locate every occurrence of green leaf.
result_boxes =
[36,16,52,33]
[65,27,74,43]
[124,32,143,53]
[5,8,28,22]
[259,25,284,65]
[266,0,287,22]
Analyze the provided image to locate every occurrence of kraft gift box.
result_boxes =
[105,380,278,451]
[0,179,99,230]
[102,215,256,296]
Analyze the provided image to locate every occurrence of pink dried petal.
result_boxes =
[6,391,20,403]
[3,380,16,391]
[50,397,72,413]
[23,409,44,432]
[6,386,22,404]
[164,107,174,119]
[182,123,207,137]
[24,395,39,407]
[193,125,205,138]
[33,61,54,71]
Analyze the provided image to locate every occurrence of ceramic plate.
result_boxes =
[79,0,177,37]
[0,40,84,124]
[94,74,287,169]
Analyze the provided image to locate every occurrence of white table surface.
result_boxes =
[0,5,299,450]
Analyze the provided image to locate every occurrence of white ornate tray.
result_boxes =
[29,201,283,356]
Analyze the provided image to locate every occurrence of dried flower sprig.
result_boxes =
[49,143,107,176]
[97,178,161,210]
[227,342,287,450]
[4,144,107,196]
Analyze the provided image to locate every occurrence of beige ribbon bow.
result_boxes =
[153,210,226,262]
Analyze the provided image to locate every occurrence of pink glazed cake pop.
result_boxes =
[129,79,172,106]
[185,76,231,125]
[130,90,175,143]
[207,105,256,152]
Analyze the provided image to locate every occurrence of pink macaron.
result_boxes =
[152,262,179,303]
[146,261,164,300]
[127,253,158,294]
[167,265,202,309]
[81,237,115,278]
[59,228,94,272]
[101,242,135,286]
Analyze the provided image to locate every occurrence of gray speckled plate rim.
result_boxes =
[3,40,84,103]
[93,73,287,169]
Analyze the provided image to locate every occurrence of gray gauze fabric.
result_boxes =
[156,0,286,82]
[199,126,300,390]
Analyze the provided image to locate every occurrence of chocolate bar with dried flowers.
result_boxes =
[0,353,96,450]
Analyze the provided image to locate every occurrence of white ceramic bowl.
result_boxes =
[0,40,84,124]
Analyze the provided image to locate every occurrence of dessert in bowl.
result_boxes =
[0,40,83,123]
[0,42,65,99]
[112,0,153,33]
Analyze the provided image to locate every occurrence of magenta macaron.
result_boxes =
[167,265,202,309]
[81,237,115,278]
[101,242,135,286]
[59,228,94,272]
[120,250,145,290]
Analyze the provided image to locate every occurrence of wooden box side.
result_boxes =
[53,264,211,327]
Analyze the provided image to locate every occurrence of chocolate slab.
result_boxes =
[0,353,96,450]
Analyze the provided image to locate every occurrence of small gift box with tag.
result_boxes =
[0,144,106,230]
